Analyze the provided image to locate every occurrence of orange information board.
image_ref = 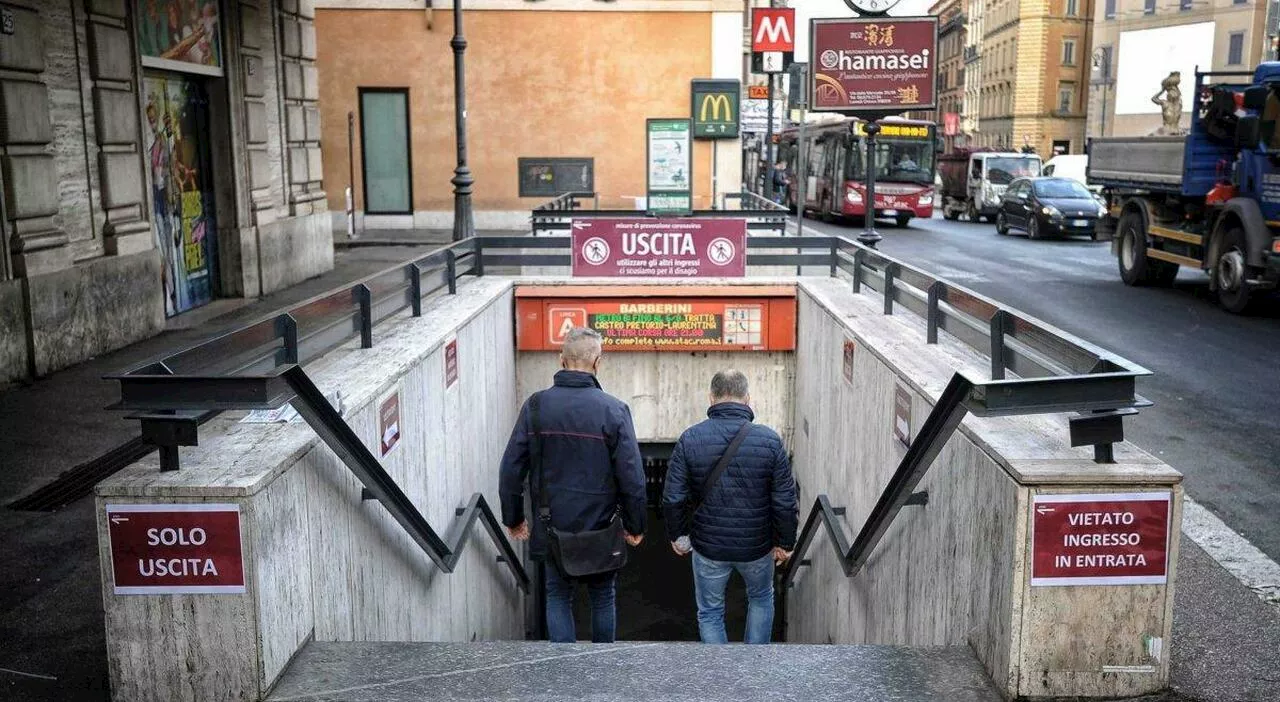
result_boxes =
[516,286,796,352]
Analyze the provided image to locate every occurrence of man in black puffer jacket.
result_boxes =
[662,369,797,644]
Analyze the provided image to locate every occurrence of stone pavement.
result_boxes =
[0,242,442,702]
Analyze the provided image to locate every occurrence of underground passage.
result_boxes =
[94,236,1179,702]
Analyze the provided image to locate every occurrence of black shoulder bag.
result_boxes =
[530,392,628,578]
[691,422,754,515]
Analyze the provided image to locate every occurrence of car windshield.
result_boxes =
[847,136,936,185]
[1034,179,1092,199]
[985,157,1041,185]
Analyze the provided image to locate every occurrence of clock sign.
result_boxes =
[843,0,902,15]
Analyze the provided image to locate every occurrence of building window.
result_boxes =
[1144,0,1156,14]
[1234,0,1248,4]
[1067,0,1078,15]
[1058,82,1074,112]
[1228,32,1245,65]
[1063,39,1076,65]
[1180,0,1192,10]
[1105,0,1116,18]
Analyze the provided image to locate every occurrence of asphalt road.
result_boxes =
[796,212,1280,562]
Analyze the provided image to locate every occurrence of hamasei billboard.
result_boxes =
[809,17,938,114]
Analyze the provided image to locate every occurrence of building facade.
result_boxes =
[0,0,333,386]
[1088,0,1268,138]
[977,0,1093,155]
[934,0,968,151]
[964,0,986,142]
[315,0,744,229]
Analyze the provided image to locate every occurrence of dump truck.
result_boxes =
[938,147,1043,222]
[1088,65,1280,312]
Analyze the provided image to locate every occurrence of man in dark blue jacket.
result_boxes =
[499,327,646,644]
[662,369,797,644]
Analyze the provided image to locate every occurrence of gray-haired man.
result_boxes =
[662,369,798,644]
[499,327,647,643]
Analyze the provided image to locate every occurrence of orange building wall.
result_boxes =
[316,10,715,213]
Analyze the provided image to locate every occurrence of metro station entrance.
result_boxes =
[560,446,753,642]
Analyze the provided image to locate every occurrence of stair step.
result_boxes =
[268,641,1001,702]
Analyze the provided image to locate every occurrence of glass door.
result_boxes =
[359,89,412,215]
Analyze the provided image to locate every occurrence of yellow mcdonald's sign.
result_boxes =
[700,93,733,122]
[692,79,740,139]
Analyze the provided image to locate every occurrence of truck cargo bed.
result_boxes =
[1087,136,1184,190]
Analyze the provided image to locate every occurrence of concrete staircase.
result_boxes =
[267,641,1001,702]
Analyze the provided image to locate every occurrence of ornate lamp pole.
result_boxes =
[450,0,475,241]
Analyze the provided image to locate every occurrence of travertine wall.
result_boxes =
[96,278,522,702]
[517,351,795,445]
[787,278,1182,700]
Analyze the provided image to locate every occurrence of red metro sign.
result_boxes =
[751,8,795,52]
[1031,492,1172,587]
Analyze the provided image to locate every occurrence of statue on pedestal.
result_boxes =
[1151,72,1185,135]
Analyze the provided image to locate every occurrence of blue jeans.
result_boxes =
[544,565,617,643]
[692,551,775,644]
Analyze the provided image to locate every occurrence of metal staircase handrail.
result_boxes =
[286,365,529,591]
[783,373,974,585]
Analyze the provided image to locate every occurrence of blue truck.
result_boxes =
[1088,65,1280,313]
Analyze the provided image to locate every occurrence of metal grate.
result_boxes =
[10,437,155,512]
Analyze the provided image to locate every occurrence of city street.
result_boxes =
[795,212,1280,564]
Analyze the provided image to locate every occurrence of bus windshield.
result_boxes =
[847,135,936,186]
[985,157,1041,185]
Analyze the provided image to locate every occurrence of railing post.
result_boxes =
[409,264,423,316]
[445,251,457,294]
[278,314,299,364]
[927,281,944,344]
[828,239,838,277]
[990,309,1009,380]
[883,262,899,315]
[356,284,373,349]
[852,249,866,294]
[473,239,485,276]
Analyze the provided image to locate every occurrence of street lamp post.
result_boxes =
[858,118,883,248]
[450,0,475,241]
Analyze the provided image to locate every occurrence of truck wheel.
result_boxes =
[1118,213,1152,285]
[1215,227,1253,313]
[996,212,1009,235]
[943,208,959,221]
[1117,213,1179,286]
[895,214,911,228]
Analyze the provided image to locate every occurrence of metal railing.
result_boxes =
[529,191,788,237]
[106,224,1152,605]
[530,191,599,213]
[105,237,529,593]
[777,239,1152,590]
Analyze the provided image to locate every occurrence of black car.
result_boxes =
[995,177,1106,239]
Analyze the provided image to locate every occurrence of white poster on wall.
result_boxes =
[1114,23,1216,115]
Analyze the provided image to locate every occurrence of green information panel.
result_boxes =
[691,79,740,139]
[646,118,692,215]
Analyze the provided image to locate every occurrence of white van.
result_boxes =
[1041,155,1090,188]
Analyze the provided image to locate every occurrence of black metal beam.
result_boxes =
[112,373,295,411]
[968,372,1140,417]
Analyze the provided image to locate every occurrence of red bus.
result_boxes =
[777,117,939,227]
